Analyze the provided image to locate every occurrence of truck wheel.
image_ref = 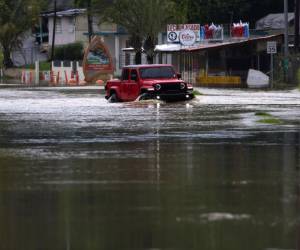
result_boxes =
[108,93,119,103]
[138,92,150,101]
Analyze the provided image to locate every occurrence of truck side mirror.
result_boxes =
[177,73,182,79]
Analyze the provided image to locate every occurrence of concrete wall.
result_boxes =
[48,16,76,45]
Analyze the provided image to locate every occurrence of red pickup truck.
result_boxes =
[105,64,194,102]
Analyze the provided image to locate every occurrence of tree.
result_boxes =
[0,0,43,68]
[75,0,93,42]
[187,0,285,26]
[100,0,185,64]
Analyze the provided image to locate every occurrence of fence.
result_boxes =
[21,60,85,85]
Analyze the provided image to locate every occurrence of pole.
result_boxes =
[284,0,289,81]
[35,61,39,85]
[271,53,274,88]
[295,0,300,51]
[51,0,57,61]
[87,0,93,42]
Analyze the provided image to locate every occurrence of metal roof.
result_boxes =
[123,64,172,68]
[256,13,294,30]
[42,8,86,17]
[155,34,284,53]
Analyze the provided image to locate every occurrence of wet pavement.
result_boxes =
[0,86,299,250]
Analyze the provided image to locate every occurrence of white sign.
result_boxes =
[267,41,277,54]
[167,24,200,43]
[179,30,196,46]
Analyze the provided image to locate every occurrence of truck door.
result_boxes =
[120,69,130,100]
[126,69,140,101]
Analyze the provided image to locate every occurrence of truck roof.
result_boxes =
[123,64,173,69]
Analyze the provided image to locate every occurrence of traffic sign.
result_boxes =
[267,41,277,54]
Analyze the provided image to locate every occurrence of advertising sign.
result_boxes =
[167,24,200,43]
[83,36,114,82]
[179,30,197,46]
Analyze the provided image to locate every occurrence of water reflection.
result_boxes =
[0,87,299,250]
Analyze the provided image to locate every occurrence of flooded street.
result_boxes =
[0,86,299,250]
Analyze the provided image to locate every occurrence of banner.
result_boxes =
[231,21,250,38]
[200,23,224,41]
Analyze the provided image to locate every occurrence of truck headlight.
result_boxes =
[155,84,161,91]
[180,82,186,89]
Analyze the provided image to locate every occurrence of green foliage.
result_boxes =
[0,50,3,67]
[187,0,285,26]
[255,112,272,117]
[53,42,84,61]
[192,90,203,96]
[257,118,283,125]
[255,112,283,124]
[23,61,51,71]
[100,0,185,64]
[0,0,43,67]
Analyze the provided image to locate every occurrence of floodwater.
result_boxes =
[0,86,299,250]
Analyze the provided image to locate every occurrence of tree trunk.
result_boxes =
[135,51,142,65]
[146,54,154,64]
[3,45,13,68]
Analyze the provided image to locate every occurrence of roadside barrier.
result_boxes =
[50,61,85,86]
[21,70,34,84]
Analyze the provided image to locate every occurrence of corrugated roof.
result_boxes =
[42,8,86,17]
[256,13,294,30]
[155,34,284,52]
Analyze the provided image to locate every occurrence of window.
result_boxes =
[140,67,176,79]
[55,18,62,33]
[122,69,129,80]
[130,70,138,81]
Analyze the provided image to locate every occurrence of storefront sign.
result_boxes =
[179,30,196,46]
[167,24,200,43]
[83,36,114,82]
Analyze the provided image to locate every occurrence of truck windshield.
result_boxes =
[140,67,176,79]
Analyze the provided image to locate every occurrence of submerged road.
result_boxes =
[0,86,299,250]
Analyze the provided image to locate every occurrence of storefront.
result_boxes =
[155,23,283,87]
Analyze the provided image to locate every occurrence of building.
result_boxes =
[154,25,283,87]
[41,8,129,75]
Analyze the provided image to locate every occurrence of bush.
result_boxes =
[52,42,84,61]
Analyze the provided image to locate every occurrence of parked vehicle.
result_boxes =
[105,64,194,102]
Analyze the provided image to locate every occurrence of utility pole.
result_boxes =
[295,0,300,52]
[87,0,93,43]
[51,0,57,61]
[284,0,289,81]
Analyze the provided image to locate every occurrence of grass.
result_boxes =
[193,90,203,96]
[255,112,273,117]
[255,112,283,125]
